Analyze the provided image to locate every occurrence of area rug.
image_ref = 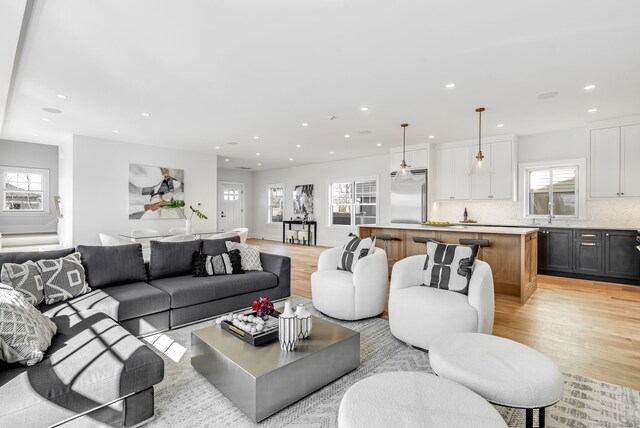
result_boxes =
[146,297,640,427]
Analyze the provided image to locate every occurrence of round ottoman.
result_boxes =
[430,333,564,428]
[338,372,507,428]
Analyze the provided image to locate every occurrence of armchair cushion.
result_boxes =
[337,235,375,273]
[422,242,479,295]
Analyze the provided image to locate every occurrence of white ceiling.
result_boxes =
[2,0,640,171]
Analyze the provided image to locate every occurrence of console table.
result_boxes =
[282,220,317,246]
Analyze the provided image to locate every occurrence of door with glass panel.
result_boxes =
[218,182,244,232]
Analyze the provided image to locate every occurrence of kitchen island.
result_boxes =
[358,224,539,303]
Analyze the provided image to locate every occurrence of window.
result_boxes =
[521,160,585,219]
[223,188,240,201]
[2,167,49,213]
[267,184,284,223]
[330,179,377,226]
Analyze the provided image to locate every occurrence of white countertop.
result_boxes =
[358,224,538,235]
[459,223,640,232]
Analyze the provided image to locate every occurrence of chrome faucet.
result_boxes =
[547,202,555,225]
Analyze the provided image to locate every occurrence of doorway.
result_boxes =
[218,181,245,232]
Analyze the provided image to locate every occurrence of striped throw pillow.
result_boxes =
[421,242,479,295]
[337,235,375,273]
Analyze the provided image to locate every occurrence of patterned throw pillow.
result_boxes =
[1,261,45,306]
[36,252,92,305]
[421,241,479,295]
[337,235,375,273]
[193,250,243,277]
[0,283,57,365]
[225,242,263,271]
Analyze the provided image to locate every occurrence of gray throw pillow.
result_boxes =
[1,261,45,306]
[225,241,263,271]
[0,283,57,365]
[77,244,147,288]
[37,252,92,305]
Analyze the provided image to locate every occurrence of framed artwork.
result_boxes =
[293,184,314,216]
[129,164,184,219]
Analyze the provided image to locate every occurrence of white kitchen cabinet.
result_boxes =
[590,124,640,198]
[435,146,470,200]
[469,140,513,200]
[621,124,640,197]
[470,144,492,200]
[452,146,471,199]
[390,146,428,172]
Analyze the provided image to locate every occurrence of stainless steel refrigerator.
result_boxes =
[390,168,428,224]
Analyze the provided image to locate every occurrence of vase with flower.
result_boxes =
[160,199,207,234]
[252,296,274,320]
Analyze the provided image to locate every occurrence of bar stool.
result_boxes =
[298,230,309,245]
[372,234,401,276]
[412,236,439,245]
[286,229,298,244]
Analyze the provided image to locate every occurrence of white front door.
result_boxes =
[218,182,244,232]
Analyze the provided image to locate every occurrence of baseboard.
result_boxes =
[248,233,338,248]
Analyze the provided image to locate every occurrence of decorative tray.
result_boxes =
[220,311,280,346]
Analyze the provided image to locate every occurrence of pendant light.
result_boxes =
[475,107,485,167]
[394,123,414,182]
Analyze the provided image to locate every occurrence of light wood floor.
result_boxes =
[249,239,640,391]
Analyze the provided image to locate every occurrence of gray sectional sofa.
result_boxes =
[0,236,291,427]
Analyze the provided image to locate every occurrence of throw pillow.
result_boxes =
[421,241,479,295]
[36,252,92,305]
[225,242,263,271]
[193,250,243,277]
[0,261,45,306]
[337,235,375,272]
[0,283,57,365]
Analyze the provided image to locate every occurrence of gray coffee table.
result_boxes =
[191,315,360,422]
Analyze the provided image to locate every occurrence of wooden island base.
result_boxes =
[358,225,538,304]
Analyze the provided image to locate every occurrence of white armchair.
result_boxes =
[311,246,388,320]
[389,255,495,350]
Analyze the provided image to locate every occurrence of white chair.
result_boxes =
[169,226,186,234]
[161,234,196,242]
[286,230,298,244]
[99,233,131,246]
[311,246,388,320]
[129,229,160,239]
[388,255,495,350]
[232,227,249,244]
[205,231,240,240]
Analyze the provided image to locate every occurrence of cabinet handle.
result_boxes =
[580,242,596,246]
[580,234,596,238]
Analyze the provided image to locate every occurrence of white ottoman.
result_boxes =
[338,372,507,428]
[430,333,564,428]
[286,230,298,243]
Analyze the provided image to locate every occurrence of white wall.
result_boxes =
[0,139,59,234]
[432,127,640,228]
[250,154,391,247]
[69,135,217,245]
[217,167,254,231]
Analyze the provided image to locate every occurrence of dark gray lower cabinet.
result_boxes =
[605,231,640,279]
[574,241,603,275]
[538,227,640,284]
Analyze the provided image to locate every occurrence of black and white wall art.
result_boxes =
[293,184,314,217]
[129,164,185,219]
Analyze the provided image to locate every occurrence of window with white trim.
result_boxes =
[526,166,577,217]
[267,184,284,223]
[2,167,49,213]
[330,179,377,226]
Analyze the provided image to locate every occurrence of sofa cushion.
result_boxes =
[1,260,44,306]
[201,235,240,256]
[0,248,75,266]
[149,239,202,280]
[40,282,170,322]
[0,284,57,365]
[0,310,164,426]
[77,244,147,288]
[149,271,278,309]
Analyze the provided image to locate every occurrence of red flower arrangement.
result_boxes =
[252,296,274,317]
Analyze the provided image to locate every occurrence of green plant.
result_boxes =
[161,199,208,220]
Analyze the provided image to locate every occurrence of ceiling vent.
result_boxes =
[237,166,252,170]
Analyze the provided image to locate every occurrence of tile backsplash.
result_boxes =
[431,198,640,228]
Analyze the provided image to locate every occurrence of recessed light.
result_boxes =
[536,92,559,100]
[296,144,301,148]
[225,158,229,162]
[360,106,369,111]
[344,134,350,138]
[588,108,598,113]
[428,135,435,139]
[497,124,504,128]
[112,129,120,133]
[329,151,334,155]
[289,158,294,161]
[445,83,456,89]
[215,146,220,149]
[41,118,50,122]
[42,107,62,114]
[56,94,67,99]
[32,133,39,137]
[141,112,151,117]
[376,143,382,147]
[584,84,596,90]
[301,122,309,127]
[256,152,260,156]
[253,136,259,140]
[257,163,262,166]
